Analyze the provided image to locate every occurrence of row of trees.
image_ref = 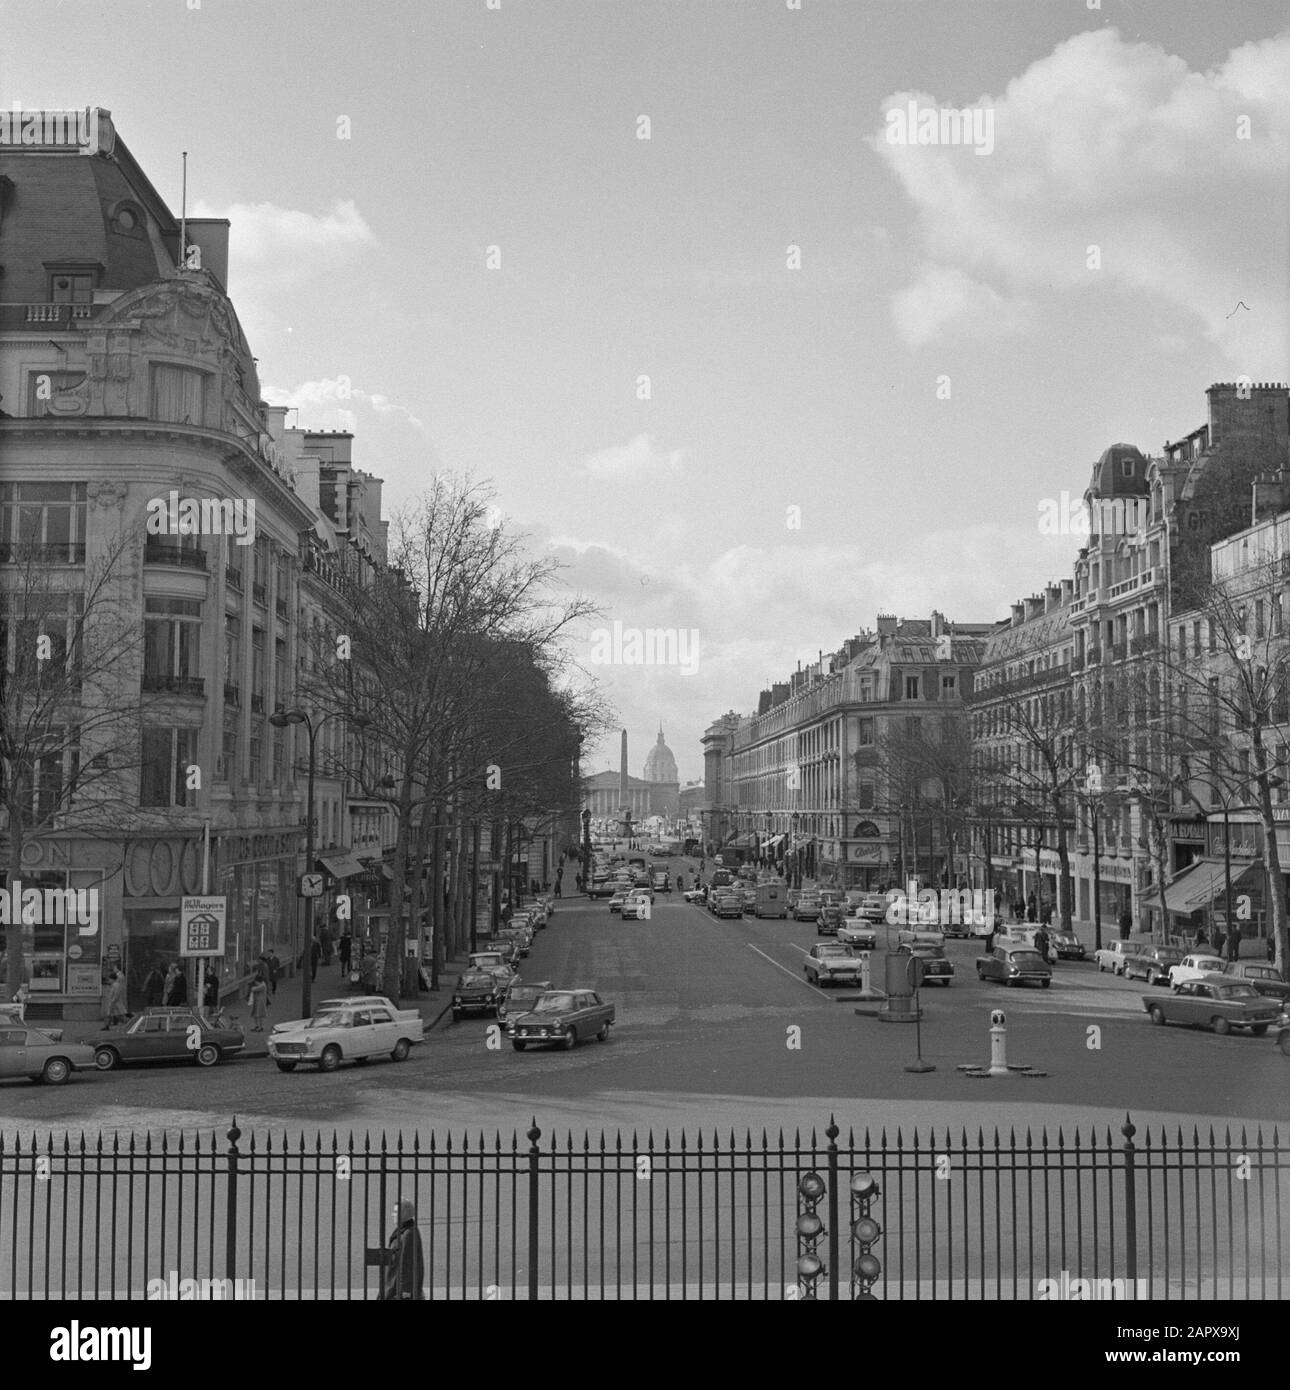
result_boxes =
[868,557,1290,974]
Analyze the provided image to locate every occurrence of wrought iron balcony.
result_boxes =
[223,682,241,706]
[142,673,205,697]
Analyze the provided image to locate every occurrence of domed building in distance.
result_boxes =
[643,725,680,817]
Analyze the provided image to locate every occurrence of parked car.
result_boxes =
[468,951,519,988]
[1094,940,1150,975]
[507,989,614,1051]
[496,979,552,1026]
[803,942,863,987]
[1277,1009,1290,1057]
[1049,931,1087,961]
[495,930,530,960]
[1143,978,1282,1035]
[451,970,504,1021]
[621,891,652,921]
[268,1001,425,1072]
[836,919,878,950]
[94,1008,245,1071]
[816,904,845,937]
[896,941,954,987]
[1167,954,1228,991]
[0,1024,97,1084]
[1223,961,1290,1004]
[976,945,1052,989]
[792,895,822,922]
[1122,946,1186,986]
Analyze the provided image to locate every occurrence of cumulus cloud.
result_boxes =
[579,433,685,480]
[261,375,428,433]
[870,28,1290,366]
[195,199,378,290]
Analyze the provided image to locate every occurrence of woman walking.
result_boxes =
[163,962,187,1006]
[101,968,130,1029]
[247,972,269,1032]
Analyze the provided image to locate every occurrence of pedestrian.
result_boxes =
[246,974,269,1032]
[501,900,512,925]
[338,934,352,974]
[143,962,166,1007]
[268,950,281,994]
[203,969,220,1011]
[309,934,321,982]
[1034,925,1050,964]
[1118,908,1133,942]
[1226,929,1240,962]
[575,872,584,892]
[380,1197,425,1300]
[554,877,562,899]
[1040,903,1054,927]
[1195,926,1208,947]
[101,968,129,1029]
[1268,936,1277,963]
[11,981,29,1022]
[163,962,187,1006]
[1211,926,1225,958]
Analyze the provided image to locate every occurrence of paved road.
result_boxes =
[2,878,1286,1140]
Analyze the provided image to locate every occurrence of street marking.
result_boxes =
[747,944,833,998]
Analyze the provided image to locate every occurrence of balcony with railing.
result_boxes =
[142,673,205,697]
[1109,641,1127,661]
[1106,568,1157,602]
[225,565,243,592]
[251,693,265,714]
[0,302,101,327]
[223,682,241,706]
[252,582,267,606]
[275,597,288,619]
[144,541,207,571]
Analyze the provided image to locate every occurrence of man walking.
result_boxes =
[338,933,352,975]
[380,1197,425,1300]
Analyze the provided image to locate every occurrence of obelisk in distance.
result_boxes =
[618,728,633,841]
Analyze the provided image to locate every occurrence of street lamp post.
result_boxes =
[270,706,370,1019]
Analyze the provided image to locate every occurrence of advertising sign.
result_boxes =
[180,896,227,958]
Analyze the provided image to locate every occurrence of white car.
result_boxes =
[272,994,399,1034]
[836,920,877,949]
[621,891,652,921]
[608,890,628,913]
[268,1001,424,1073]
[1167,954,1227,991]
[682,888,706,904]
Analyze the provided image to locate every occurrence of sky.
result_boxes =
[7,0,1289,784]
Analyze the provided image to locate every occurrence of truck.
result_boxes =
[754,882,788,919]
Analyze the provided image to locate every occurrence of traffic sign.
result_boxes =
[299,872,325,898]
[180,896,227,958]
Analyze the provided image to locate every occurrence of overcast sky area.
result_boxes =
[10,0,1288,784]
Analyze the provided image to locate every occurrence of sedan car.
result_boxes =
[803,942,863,987]
[94,1008,245,1071]
[855,894,889,925]
[1167,954,1227,991]
[792,896,822,922]
[495,929,530,959]
[608,890,628,914]
[621,891,652,921]
[1122,946,1186,986]
[451,970,504,1021]
[1094,940,1149,975]
[507,989,614,1051]
[975,945,1052,989]
[496,979,553,1026]
[836,919,878,950]
[0,1025,97,1084]
[682,887,707,904]
[1223,961,1290,1004]
[1049,932,1087,961]
[713,893,744,919]
[1144,978,1282,1035]
[897,942,954,987]
[816,904,845,937]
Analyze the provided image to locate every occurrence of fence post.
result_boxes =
[827,1118,840,1300]
[225,1118,241,1285]
[527,1120,541,1301]
[1121,1115,1137,1285]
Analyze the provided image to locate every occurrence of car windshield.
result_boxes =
[462,974,493,987]
[819,945,853,956]
[1192,957,1223,968]
[533,993,577,1013]
[1010,951,1044,966]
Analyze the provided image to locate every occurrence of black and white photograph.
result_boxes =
[1,0,1288,1344]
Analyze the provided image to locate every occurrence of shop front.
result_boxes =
[843,831,888,890]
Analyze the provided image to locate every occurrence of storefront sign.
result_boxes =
[180,896,227,958]
[847,843,885,863]
[1170,820,1206,842]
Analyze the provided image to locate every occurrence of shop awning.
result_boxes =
[729,834,756,849]
[1159,858,1255,915]
[317,851,367,880]
[764,835,786,852]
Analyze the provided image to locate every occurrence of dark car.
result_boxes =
[1223,961,1290,1004]
[1123,945,1185,986]
[975,945,1052,989]
[496,979,553,1026]
[94,1008,245,1070]
[1048,931,1087,961]
[713,893,743,919]
[507,989,614,1051]
[1144,978,1282,1035]
[897,942,954,987]
[793,895,822,922]
[816,904,845,937]
[451,970,504,1021]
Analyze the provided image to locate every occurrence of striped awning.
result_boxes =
[1159,858,1255,915]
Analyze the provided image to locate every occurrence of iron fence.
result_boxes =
[0,1115,1284,1299]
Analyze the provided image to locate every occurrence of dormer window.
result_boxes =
[45,262,101,304]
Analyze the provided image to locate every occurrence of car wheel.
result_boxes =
[1212,1016,1231,1036]
[1251,1024,1269,1037]
[319,1044,342,1072]
[391,1038,411,1062]
[512,1040,527,1051]
[41,1057,71,1085]
[596,1022,610,1042]
[562,1027,577,1050]
[275,1060,297,1073]
[93,1046,119,1071]
[195,1044,220,1068]
[1041,979,1051,989]
[1149,1005,1165,1026]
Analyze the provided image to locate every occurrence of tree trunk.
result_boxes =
[430,810,445,982]
[1250,723,1289,974]
[382,803,412,1002]
[3,806,28,998]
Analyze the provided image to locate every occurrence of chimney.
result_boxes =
[1010,601,1025,627]
[1252,470,1290,525]
[876,613,898,638]
[771,682,790,707]
[1024,594,1044,621]
[929,610,943,639]
[1044,583,1061,612]
[757,689,771,715]
[1060,578,1074,604]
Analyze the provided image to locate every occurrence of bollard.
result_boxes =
[853,949,885,1001]
[987,1009,1009,1075]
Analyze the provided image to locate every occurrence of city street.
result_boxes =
[3,863,1285,1143]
